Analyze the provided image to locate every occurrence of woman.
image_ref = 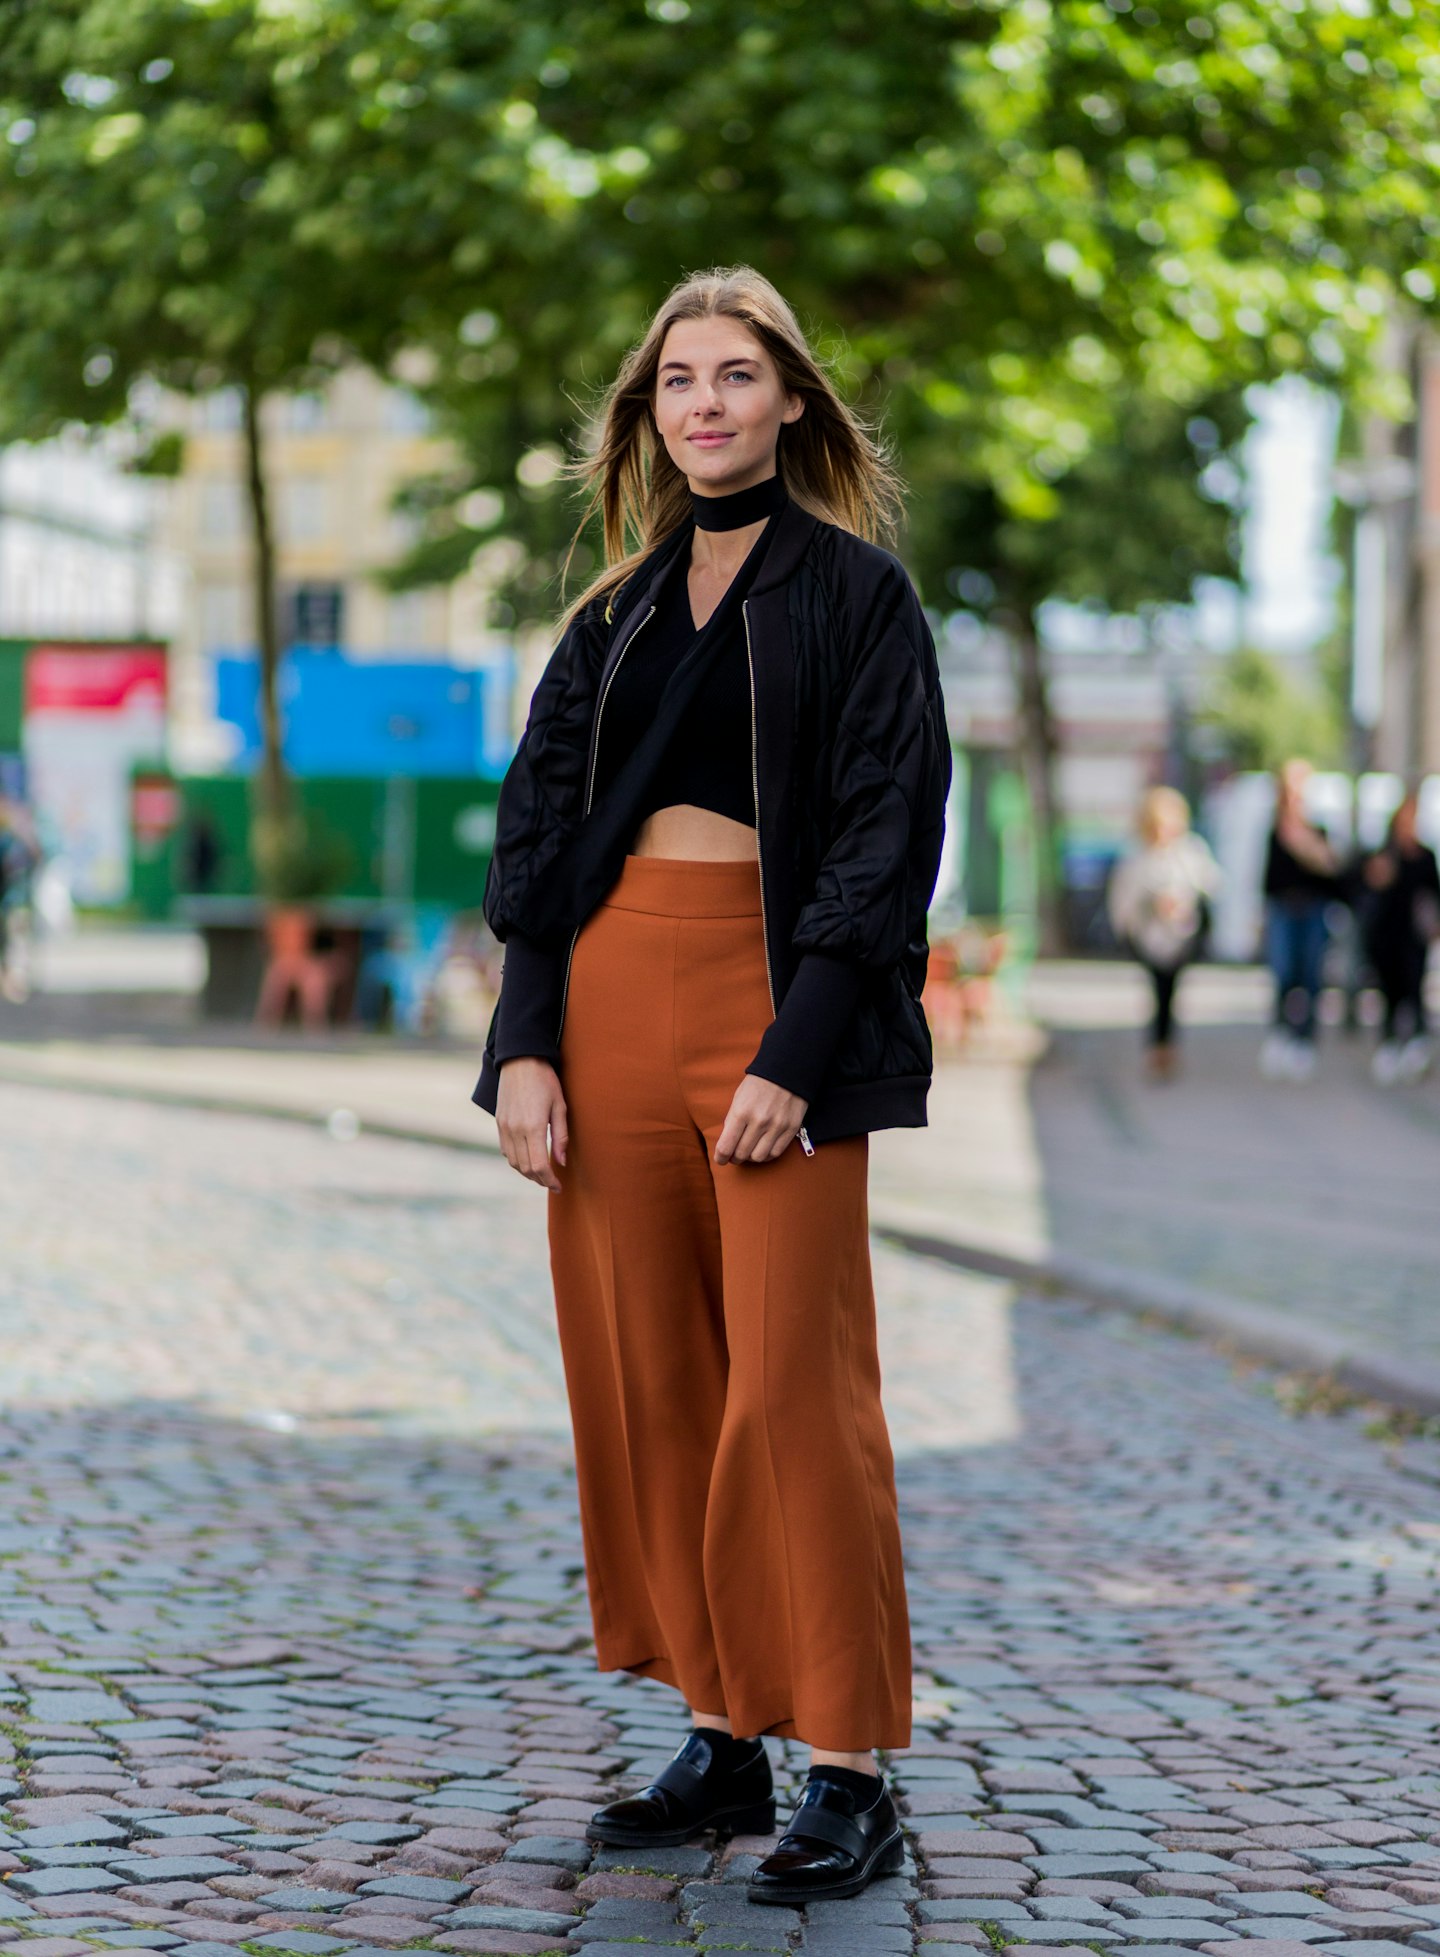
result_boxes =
[1362,789,1439,1085]
[472,267,950,1906]
[1260,758,1342,1082]
[1107,786,1220,1079]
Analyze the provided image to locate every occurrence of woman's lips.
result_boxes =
[688,433,733,444]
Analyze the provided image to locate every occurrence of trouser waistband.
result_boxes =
[600,853,763,918]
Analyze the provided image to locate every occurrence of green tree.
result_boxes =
[0,0,496,872]
[900,390,1250,941]
[348,0,1440,942]
[1200,647,1346,775]
[5,0,1440,939]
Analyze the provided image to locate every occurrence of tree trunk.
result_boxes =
[1008,605,1068,956]
[242,382,287,831]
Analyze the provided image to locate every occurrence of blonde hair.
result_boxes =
[1138,785,1191,847]
[554,265,905,633]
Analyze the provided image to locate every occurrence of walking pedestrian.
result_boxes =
[1362,788,1439,1085]
[473,266,950,1905]
[1260,758,1342,1082]
[1107,786,1220,1080]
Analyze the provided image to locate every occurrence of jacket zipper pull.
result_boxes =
[798,1126,815,1157]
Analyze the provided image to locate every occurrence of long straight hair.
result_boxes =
[555,266,905,633]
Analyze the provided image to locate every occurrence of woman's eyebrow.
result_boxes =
[658,354,762,373]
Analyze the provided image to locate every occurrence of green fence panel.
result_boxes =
[297,779,387,900]
[160,775,388,900]
[0,643,27,752]
[412,778,499,908]
[146,773,497,913]
[173,776,252,897]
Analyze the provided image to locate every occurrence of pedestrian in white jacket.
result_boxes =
[1108,786,1222,1079]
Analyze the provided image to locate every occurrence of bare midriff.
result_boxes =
[630,804,759,861]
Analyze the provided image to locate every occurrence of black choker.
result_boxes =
[691,473,788,532]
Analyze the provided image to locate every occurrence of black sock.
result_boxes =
[693,1726,762,1767]
[807,1762,883,1806]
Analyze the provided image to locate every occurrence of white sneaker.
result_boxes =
[1287,1040,1317,1082]
[1373,1040,1405,1087]
[1400,1036,1433,1083]
[1260,1032,1294,1081]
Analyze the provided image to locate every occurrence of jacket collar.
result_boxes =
[749,499,820,596]
[608,501,820,638]
[614,523,688,629]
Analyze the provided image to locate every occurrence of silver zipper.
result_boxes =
[742,602,774,1015]
[555,602,657,1043]
[745,599,815,1158]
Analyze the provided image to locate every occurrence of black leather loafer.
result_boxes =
[747,1775,904,1904]
[587,1728,775,1848]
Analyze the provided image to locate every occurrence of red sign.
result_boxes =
[26,645,167,714]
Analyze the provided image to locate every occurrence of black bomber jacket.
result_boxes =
[472,499,952,1144]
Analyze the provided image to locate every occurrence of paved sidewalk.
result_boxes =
[6,957,1439,1407]
[872,962,1440,1410]
[9,1084,1440,1957]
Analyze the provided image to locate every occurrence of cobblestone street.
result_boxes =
[7,1083,1440,1957]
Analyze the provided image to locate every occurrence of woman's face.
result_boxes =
[652,315,803,498]
[1155,805,1186,847]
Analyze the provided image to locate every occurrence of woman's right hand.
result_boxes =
[495,1057,568,1193]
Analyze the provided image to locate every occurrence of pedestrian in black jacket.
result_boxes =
[1363,789,1439,1084]
[1259,758,1343,1082]
[474,265,950,1904]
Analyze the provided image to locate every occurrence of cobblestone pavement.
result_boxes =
[7,1085,1440,1957]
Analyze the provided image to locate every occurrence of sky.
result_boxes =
[1240,378,1342,656]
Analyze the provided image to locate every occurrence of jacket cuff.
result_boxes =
[745,953,866,1105]
[493,932,566,1067]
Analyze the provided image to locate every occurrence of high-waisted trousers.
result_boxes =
[547,853,912,1751]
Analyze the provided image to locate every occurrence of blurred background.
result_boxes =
[2,0,1440,1389]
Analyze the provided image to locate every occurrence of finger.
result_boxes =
[519,1120,562,1192]
[537,1122,563,1192]
[728,1114,764,1164]
[549,1097,569,1168]
[715,1108,745,1163]
[516,1127,549,1184]
[750,1124,790,1164]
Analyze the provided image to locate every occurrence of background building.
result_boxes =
[157,367,511,774]
[0,432,179,643]
[1351,322,1440,776]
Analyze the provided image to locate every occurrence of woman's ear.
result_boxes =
[782,392,805,425]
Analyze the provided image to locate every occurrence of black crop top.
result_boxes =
[587,483,779,826]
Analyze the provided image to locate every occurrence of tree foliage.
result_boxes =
[0,0,461,839]
[353,0,1440,609]
[1,0,1438,927]
[1200,646,1347,774]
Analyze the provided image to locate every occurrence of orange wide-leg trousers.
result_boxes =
[547,854,912,1751]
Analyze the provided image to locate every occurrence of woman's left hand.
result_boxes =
[715,1075,809,1165]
